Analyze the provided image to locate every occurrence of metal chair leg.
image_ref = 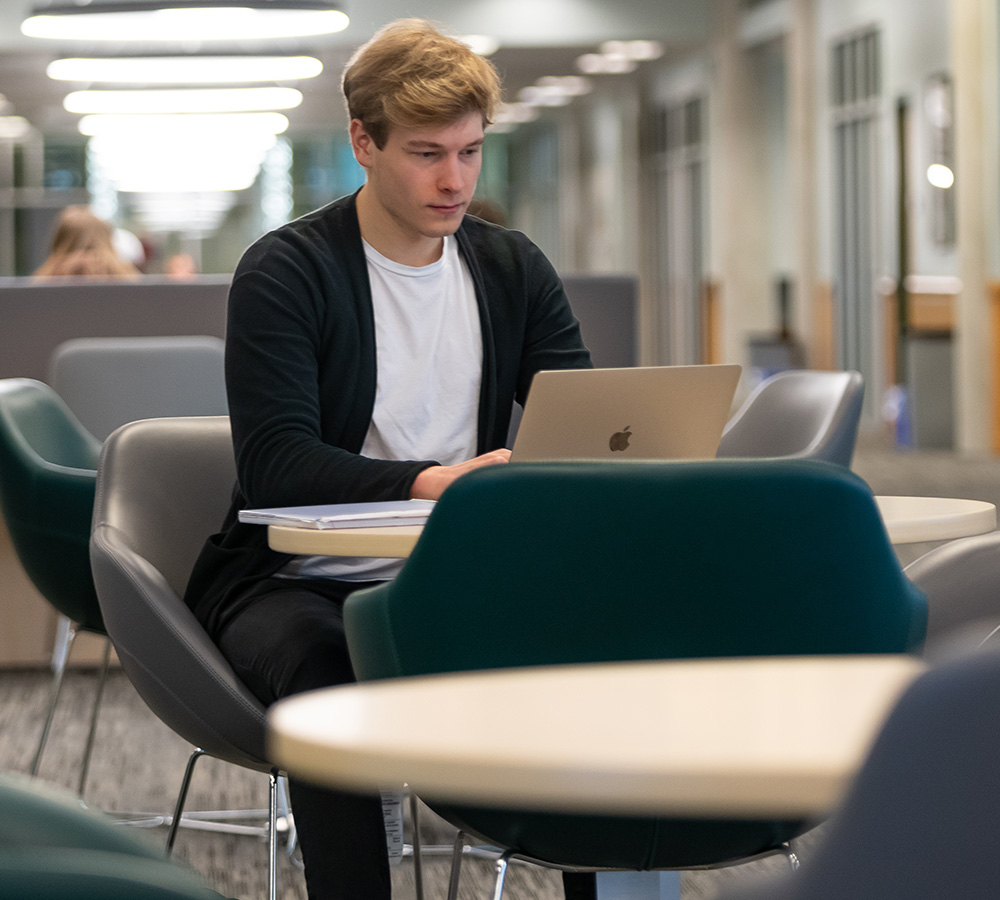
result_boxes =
[31,622,78,776]
[446,830,466,900]
[51,614,73,673]
[410,792,424,900]
[166,748,205,853]
[77,637,112,798]
[782,843,800,872]
[276,774,299,863]
[267,769,279,900]
[491,849,514,900]
[164,750,281,899]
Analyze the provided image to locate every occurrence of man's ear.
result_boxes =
[350,118,375,168]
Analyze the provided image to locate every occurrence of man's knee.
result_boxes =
[278,615,356,696]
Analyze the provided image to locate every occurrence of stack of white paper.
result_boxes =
[238,499,435,530]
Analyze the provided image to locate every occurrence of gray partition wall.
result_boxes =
[506,273,639,445]
[0,272,637,383]
[560,274,639,369]
[0,276,230,382]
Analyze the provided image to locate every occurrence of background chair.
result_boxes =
[717,646,1000,900]
[0,772,226,900]
[49,335,227,441]
[343,458,927,899]
[903,530,1000,659]
[716,369,864,466]
[0,378,109,796]
[89,416,282,900]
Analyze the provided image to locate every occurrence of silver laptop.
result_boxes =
[509,364,741,462]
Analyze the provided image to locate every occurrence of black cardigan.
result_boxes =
[184,192,592,637]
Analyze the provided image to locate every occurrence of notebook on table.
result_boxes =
[509,364,741,462]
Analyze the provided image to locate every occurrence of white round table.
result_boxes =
[874,495,996,544]
[268,495,997,557]
[268,655,923,820]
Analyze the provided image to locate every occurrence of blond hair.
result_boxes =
[34,206,140,279]
[342,19,502,148]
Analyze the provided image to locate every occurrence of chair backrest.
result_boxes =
[345,458,927,682]
[716,369,864,466]
[90,416,270,770]
[904,530,1000,659]
[0,774,224,899]
[0,378,103,630]
[49,335,228,441]
[344,458,928,871]
[729,648,1000,900]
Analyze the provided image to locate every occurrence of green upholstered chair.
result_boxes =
[0,378,109,795]
[0,773,225,900]
[343,458,928,898]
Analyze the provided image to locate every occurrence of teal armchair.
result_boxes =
[344,459,928,895]
[0,379,109,795]
[0,774,225,900]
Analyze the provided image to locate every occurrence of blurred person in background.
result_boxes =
[164,252,199,280]
[33,206,141,279]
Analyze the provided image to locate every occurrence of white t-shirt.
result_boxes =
[281,235,482,582]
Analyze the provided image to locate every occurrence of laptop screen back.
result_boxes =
[509,364,741,463]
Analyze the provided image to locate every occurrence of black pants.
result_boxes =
[215,576,596,900]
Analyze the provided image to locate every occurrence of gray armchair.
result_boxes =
[904,531,1000,659]
[89,416,282,900]
[717,370,864,466]
[49,335,227,442]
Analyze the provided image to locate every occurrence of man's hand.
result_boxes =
[410,449,511,500]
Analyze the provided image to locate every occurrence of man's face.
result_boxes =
[351,111,484,248]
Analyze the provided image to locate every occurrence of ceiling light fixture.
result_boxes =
[599,40,665,61]
[0,117,33,140]
[78,111,290,137]
[47,55,323,84]
[22,1,349,43]
[459,34,499,56]
[576,39,665,76]
[576,53,637,75]
[65,86,302,115]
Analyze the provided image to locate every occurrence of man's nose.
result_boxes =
[438,155,463,191]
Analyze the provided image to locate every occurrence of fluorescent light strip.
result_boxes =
[460,34,499,56]
[48,56,323,85]
[65,87,302,115]
[23,8,349,42]
[0,116,32,140]
[79,112,289,137]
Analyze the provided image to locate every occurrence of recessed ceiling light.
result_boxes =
[460,34,500,56]
[537,75,593,97]
[0,116,32,140]
[600,40,665,61]
[64,86,302,115]
[927,163,955,189]
[47,56,324,85]
[576,52,638,75]
[22,1,348,42]
[78,111,290,137]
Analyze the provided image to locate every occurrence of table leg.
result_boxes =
[596,871,681,900]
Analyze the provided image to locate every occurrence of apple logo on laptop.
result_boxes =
[609,426,632,452]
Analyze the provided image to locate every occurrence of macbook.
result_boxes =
[509,364,741,462]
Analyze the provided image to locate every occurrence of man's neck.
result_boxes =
[355,186,445,267]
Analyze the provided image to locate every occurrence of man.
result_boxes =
[184,19,593,900]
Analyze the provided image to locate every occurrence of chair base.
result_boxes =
[446,830,801,900]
